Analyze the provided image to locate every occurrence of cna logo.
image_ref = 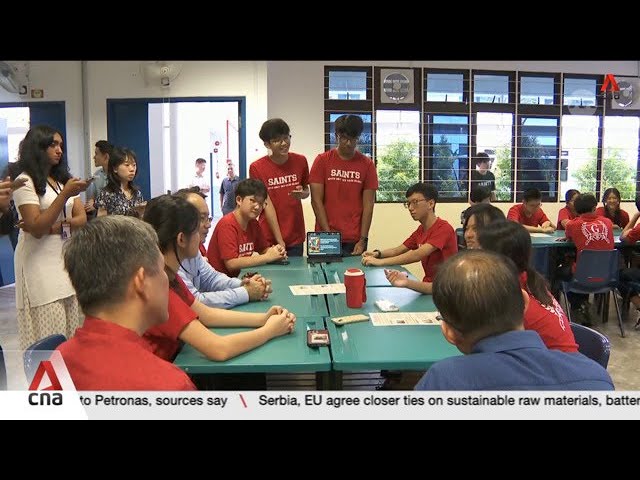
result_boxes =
[25,351,76,391]
[601,74,620,97]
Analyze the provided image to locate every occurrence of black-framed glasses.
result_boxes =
[403,199,428,209]
[337,134,359,144]
[270,135,291,145]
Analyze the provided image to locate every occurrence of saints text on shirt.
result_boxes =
[267,174,298,190]
[328,169,362,183]
[238,242,254,256]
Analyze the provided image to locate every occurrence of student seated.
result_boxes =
[143,194,295,363]
[361,183,457,295]
[414,250,614,391]
[557,189,579,230]
[461,203,505,249]
[507,188,555,233]
[477,220,578,352]
[460,185,491,225]
[618,199,640,326]
[207,178,287,277]
[596,187,629,229]
[57,216,196,390]
[562,193,614,325]
[175,188,271,309]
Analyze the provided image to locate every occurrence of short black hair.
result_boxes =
[235,178,267,200]
[474,152,491,166]
[565,189,580,203]
[95,140,113,156]
[523,188,541,202]
[433,250,524,341]
[334,115,364,138]
[259,118,290,142]
[462,203,506,233]
[195,158,206,165]
[574,193,597,215]
[406,182,438,202]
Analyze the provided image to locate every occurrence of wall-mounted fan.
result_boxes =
[0,61,28,96]
[609,76,640,110]
[140,61,183,88]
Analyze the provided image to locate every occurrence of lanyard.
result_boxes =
[47,179,67,220]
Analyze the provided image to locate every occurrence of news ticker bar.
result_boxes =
[1,391,640,420]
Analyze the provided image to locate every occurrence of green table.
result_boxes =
[174,316,331,382]
[323,255,416,287]
[232,268,328,316]
[239,256,319,274]
[325,287,460,381]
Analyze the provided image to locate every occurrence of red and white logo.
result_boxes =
[28,361,63,391]
[26,351,76,391]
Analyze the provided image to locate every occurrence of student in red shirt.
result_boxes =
[507,188,555,233]
[477,220,578,352]
[250,118,309,257]
[143,194,295,362]
[596,187,629,229]
[57,216,196,390]
[618,202,640,326]
[207,179,288,277]
[557,189,579,230]
[309,114,378,256]
[561,193,614,324]
[361,183,458,294]
[462,203,506,250]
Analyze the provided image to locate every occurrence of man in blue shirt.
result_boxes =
[176,188,271,308]
[219,165,240,216]
[85,140,112,219]
[415,249,614,391]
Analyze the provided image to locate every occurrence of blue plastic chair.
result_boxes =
[570,322,611,369]
[0,343,6,390]
[561,250,624,337]
[23,334,67,382]
[531,246,550,280]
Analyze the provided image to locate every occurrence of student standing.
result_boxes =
[95,147,145,217]
[219,165,240,216]
[250,119,309,256]
[309,115,378,256]
[84,140,112,219]
[470,152,496,201]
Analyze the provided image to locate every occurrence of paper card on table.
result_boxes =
[369,312,442,326]
[331,314,369,325]
[530,233,552,237]
[289,283,346,295]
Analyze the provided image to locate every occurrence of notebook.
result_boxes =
[307,231,343,264]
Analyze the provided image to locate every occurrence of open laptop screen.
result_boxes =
[307,231,341,259]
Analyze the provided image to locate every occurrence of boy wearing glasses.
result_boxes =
[249,118,309,256]
[310,114,378,256]
[176,188,271,308]
[362,183,457,294]
[207,178,287,277]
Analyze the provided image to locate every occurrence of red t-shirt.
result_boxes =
[143,275,198,361]
[249,152,309,247]
[308,149,379,243]
[207,212,267,277]
[595,206,629,228]
[556,206,577,230]
[565,213,614,270]
[518,273,578,353]
[57,316,196,390]
[625,224,640,244]
[507,204,550,227]
[403,218,458,282]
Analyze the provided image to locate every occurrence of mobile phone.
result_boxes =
[84,176,95,183]
[307,329,330,348]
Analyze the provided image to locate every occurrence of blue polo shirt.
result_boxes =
[415,330,614,391]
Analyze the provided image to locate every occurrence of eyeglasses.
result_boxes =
[338,134,359,144]
[270,135,291,145]
[436,314,468,333]
[403,199,429,209]
[199,214,213,224]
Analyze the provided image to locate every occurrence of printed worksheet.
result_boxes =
[289,283,346,295]
[530,233,553,237]
[369,312,442,326]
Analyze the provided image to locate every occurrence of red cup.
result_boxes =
[344,268,367,308]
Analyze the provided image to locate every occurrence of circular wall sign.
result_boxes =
[383,72,410,101]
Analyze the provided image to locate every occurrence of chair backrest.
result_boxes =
[570,322,611,369]
[0,343,7,390]
[23,334,67,382]
[574,249,619,288]
[531,247,550,279]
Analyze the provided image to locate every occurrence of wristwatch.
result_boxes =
[373,249,382,258]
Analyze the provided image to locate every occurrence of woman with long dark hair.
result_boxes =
[477,220,578,353]
[142,194,295,362]
[596,187,629,229]
[12,125,90,349]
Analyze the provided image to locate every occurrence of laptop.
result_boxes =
[307,231,343,264]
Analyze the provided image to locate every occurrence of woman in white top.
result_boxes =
[12,125,90,349]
